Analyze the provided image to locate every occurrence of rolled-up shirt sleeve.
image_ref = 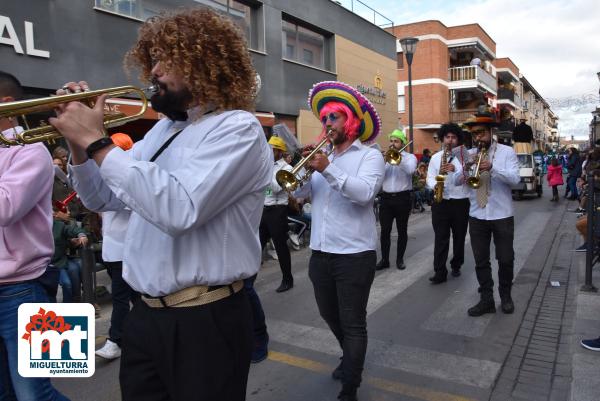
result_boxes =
[97,118,271,237]
[321,149,384,206]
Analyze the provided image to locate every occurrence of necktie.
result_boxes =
[477,170,490,208]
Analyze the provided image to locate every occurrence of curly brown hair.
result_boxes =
[125,7,257,112]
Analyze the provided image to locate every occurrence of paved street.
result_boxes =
[54,183,600,401]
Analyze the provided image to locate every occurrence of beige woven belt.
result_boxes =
[141,280,243,308]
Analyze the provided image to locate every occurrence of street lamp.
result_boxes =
[400,37,419,154]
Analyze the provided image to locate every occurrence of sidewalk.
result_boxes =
[490,198,600,401]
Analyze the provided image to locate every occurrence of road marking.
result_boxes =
[269,350,477,401]
[268,319,501,388]
[421,211,552,337]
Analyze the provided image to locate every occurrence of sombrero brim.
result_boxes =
[463,116,499,127]
[308,81,381,143]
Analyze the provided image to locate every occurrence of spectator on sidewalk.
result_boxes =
[547,157,564,202]
[566,147,581,200]
[0,70,69,400]
[51,207,88,302]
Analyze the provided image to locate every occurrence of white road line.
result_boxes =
[421,212,552,337]
[268,319,501,388]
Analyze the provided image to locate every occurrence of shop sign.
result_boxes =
[357,73,386,105]
[0,15,50,58]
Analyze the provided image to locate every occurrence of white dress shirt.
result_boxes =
[295,139,384,254]
[382,151,417,192]
[69,110,272,296]
[426,150,469,199]
[264,158,293,206]
[453,143,520,220]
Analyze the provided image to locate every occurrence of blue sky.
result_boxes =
[337,0,600,139]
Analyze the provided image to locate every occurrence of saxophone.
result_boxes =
[433,144,450,203]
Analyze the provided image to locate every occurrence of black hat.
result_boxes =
[463,105,499,127]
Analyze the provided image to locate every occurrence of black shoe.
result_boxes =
[375,260,390,270]
[500,296,515,314]
[420,206,425,212]
[332,358,343,381]
[429,275,447,284]
[467,300,496,316]
[451,268,461,277]
[396,260,406,270]
[338,386,358,401]
[275,281,293,293]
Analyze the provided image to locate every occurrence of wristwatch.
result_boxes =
[86,137,114,159]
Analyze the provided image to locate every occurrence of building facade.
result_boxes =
[387,20,557,155]
[0,0,397,146]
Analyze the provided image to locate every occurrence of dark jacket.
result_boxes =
[567,154,582,178]
[51,220,87,268]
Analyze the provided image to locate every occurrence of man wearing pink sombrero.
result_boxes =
[295,81,384,401]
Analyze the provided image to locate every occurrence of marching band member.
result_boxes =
[52,8,272,401]
[295,81,384,401]
[376,129,417,271]
[455,110,520,317]
[261,136,294,292]
[426,123,470,284]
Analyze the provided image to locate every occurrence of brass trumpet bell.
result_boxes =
[0,85,154,146]
[384,148,401,165]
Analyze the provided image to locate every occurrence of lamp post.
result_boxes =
[400,37,419,154]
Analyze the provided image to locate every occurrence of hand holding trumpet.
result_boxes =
[48,81,113,165]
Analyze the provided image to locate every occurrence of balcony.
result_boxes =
[448,66,497,95]
[449,108,477,124]
[497,88,522,109]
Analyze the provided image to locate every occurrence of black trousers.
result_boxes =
[308,250,376,389]
[431,198,470,276]
[119,290,253,401]
[378,192,411,263]
[259,205,293,283]
[106,261,140,347]
[469,216,515,300]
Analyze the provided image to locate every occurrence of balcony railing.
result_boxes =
[332,0,393,28]
[448,66,497,94]
[449,108,478,124]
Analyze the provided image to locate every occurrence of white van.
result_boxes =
[512,153,543,199]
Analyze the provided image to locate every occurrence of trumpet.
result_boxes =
[433,144,450,203]
[0,85,157,146]
[276,130,333,192]
[384,140,413,165]
[466,143,488,189]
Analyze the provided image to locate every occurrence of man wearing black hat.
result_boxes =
[426,123,470,284]
[456,111,520,316]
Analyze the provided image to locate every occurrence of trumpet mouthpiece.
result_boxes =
[145,85,159,95]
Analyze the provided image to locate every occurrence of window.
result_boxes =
[398,95,405,113]
[397,52,404,69]
[194,0,264,51]
[95,0,143,19]
[282,18,328,70]
[517,154,533,168]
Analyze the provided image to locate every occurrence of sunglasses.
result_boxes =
[321,113,339,124]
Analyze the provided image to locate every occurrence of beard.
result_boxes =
[330,129,348,146]
[150,80,193,121]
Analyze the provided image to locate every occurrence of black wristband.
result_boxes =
[86,137,114,160]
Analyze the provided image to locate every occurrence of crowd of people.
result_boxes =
[0,5,596,401]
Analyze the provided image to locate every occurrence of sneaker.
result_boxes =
[95,339,121,360]
[288,233,300,247]
[574,243,587,252]
[267,249,279,260]
[581,337,600,351]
